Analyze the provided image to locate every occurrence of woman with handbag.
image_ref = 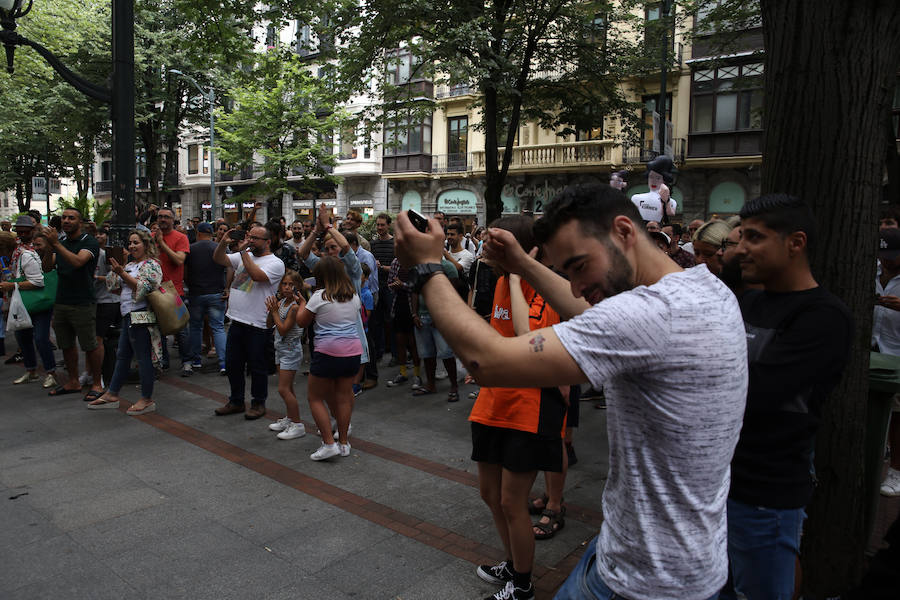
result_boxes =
[87,230,163,415]
[0,217,58,388]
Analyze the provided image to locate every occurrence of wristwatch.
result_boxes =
[408,263,446,293]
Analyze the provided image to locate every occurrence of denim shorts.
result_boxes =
[275,339,304,371]
[413,314,453,360]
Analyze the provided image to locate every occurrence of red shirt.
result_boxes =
[159,229,190,295]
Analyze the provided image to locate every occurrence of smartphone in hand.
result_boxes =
[229,229,246,241]
[407,209,429,233]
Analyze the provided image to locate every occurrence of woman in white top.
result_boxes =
[294,256,362,461]
[87,230,162,415]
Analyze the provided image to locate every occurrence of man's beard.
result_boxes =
[582,242,634,304]
[719,256,743,289]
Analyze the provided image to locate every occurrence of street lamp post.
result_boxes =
[0,0,135,248]
[169,69,216,221]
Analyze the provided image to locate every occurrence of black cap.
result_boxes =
[879,228,900,260]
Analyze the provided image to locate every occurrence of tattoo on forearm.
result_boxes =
[529,333,546,353]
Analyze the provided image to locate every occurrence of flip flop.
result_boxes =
[412,388,436,396]
[48,386,81,397]
[86,398,120,410]
[127,402,156,416]
[82,389,104,403]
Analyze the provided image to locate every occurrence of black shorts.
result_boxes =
[393,294,415,334]
[471,422,563,473]
[309,351,360,379]
[566,385,581,428]
[96,303,122,338]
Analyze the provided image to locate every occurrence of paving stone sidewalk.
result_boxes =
[0,351,611,600]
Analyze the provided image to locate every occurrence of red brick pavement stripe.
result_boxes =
[161,375,606,530]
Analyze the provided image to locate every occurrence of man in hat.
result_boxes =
[185,222,227,376]
[874,227,900,497]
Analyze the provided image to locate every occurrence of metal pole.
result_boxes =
[209,86,215,220]
[657,0,671,158]
[109,0,135,249]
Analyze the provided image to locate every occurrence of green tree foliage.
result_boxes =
[56,195,111,226]
[215,49,345,205]
[133,0,257,208]
[0,0,110,212]
[326,0,652,221]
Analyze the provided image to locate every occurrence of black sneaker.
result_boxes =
[4,352,24,365]
[485,581,534,600]
[476,561,513,586]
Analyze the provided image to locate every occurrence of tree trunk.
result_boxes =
[759,0,900,595]
[482,84,503,223]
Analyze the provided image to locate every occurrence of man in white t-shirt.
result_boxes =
[445,221,475,276]
[212,225,285,420]
[394,183,747,600]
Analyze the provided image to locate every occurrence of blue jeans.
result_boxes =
[718,498,805,600]
[14,309,56,372]
[555,535,719,600]
[187,293,226,366]
[225,320,270,407]
[107,314,155,399]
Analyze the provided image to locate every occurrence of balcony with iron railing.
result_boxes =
[622,138,687,165]
[435,83,474,100]
[93,180,112,194]
[431,153,471,173]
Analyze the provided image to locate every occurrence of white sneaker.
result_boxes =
[268,416,292,432]
[332,422,353,440]
[881,467,900,497]
[78,371,93,386]
[435,365,448,380]
[277,422,306,440]
[310,443,340,461]
[339,443,351,457]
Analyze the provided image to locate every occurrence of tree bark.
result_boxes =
[759,0,900,595]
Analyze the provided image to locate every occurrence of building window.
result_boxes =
[385,50,423,85]
[295,23,313,55]
[384,116,432,156]
[448,116,468,155]
[188,144,199,174]
[100,160,112,181]
[203,148,209,175]
[689,62,763,156]
[265,24,277,47]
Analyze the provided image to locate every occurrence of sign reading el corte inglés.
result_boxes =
[437,189,478,214]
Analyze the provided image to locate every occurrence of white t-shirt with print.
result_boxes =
[553,265,748,600]
[226,251,285,329]
[449,248,475,276]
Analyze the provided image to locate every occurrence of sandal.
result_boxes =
[86,396,120,410]
[48,385,81,397]
[528,494,549,515]
[412,387,435,396]
[533,507,565,540]
[82,389,104,403]
[447,391,459,403]
[127,401,156,416]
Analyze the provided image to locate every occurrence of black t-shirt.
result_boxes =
[185,240,225,296]
[731,286,852,509]
[56,232,99,305]
[370,237,395,286]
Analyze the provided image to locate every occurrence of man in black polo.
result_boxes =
[370,213,396,364]
[45,208,104,402]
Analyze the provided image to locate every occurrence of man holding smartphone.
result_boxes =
[213,225,284,419]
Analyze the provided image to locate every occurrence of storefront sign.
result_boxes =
[242,202,255,209]
[201,202,212,210]
[293,200,314,209]
[437,189,478,214]
[501,181,565,213]
[401,190,422,213]
[349,194,373,207]
[223,202,237,210]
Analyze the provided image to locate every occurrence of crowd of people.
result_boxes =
[1,179,896,599]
